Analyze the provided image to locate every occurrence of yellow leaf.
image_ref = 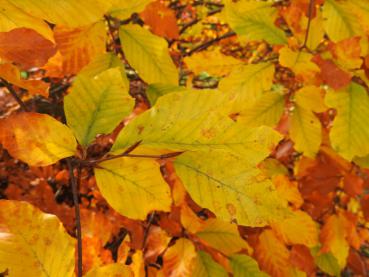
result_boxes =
[94,157,171,220]
[218,62,275,104]
[195,218,251,255]
[54,21,107,75]
[223,0,287,44]
[271,210,319,247]
[323,0,364,43]
[0,200,75,276]
[119,24,178,85]
[294,86,327,113]
[320,214,349,269]
[146,83,188,106]
[162,238,197,277]
[290,106,322,157]
[279,47,320,83]
[230,255,269,277]
[11,0,110,27]
[64,67,133,147]
[237,91,285,128]
[325,83,369,160]
[174,151,289,227]
[0,0,54,41]
[84,264,133,277]
[109,0,154,20]
[129,250,145,277]
[192,251,228,277]
[273,175,303,209]
[184,49,242,76]
[0,112,76,166]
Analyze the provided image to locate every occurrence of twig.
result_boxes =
[67,158,82,277]
[0,78,29,112]
[142,212,156,249]
[179,7,222,34]
[302,0,315,49]
[184,31,236,56]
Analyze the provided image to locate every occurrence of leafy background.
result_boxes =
[1,0,369,276]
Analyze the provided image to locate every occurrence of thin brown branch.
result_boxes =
[302,0,315,49]
[184,31,236,56]
[0,78,29,112]
[67,158,82,277]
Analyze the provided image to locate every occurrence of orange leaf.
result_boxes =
[140,0,179,39]
[289,245,315,275]
[273,175,303,209]
[343,173,364,198]
[162,238,197,277]
[144,226,171,263]
[0,63,49,96]
[0,28,56,69]
[254,229,295,277]
[54,21,106,75]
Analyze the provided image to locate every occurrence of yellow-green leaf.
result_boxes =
[237,91,285,127]
[290,106,321,157]
[94,157,171,220]
[0,200,75,276]
[64,67,134,147]
[311,247,340,277]
[223,0,287,44]
[119,24,178,85]
[323,0,364,42]
[0,0,54,41]
[11,0,110,27]
[0,112,76,166]
[78,52,127,80]
[109,0,154,20]
[111,91,282,164]
[230,254,269,277]
[325,83,369,160]
[174,151,289,227]
[146,83,188,106]
[218,62,275,105]
[84,264,133,277]
[192,251,228,277]
[195,218,250,255]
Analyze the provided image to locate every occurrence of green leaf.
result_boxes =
[195,218,250,255]
[174,151,289,227]
[323,0,364,42]
[111,91,282,164]
[218,62,275,105]
[237,91,285,128]
[311,247,341,277]
[94,157,171,220]
[119,24,178,85]
[192,251,228,277]
[223,0,287,44]
[146,83,188,106]
[64,67,134,147]
[325,83,369,160]
[229,254,269,277]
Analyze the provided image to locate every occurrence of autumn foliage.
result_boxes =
[1,0,369,276]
